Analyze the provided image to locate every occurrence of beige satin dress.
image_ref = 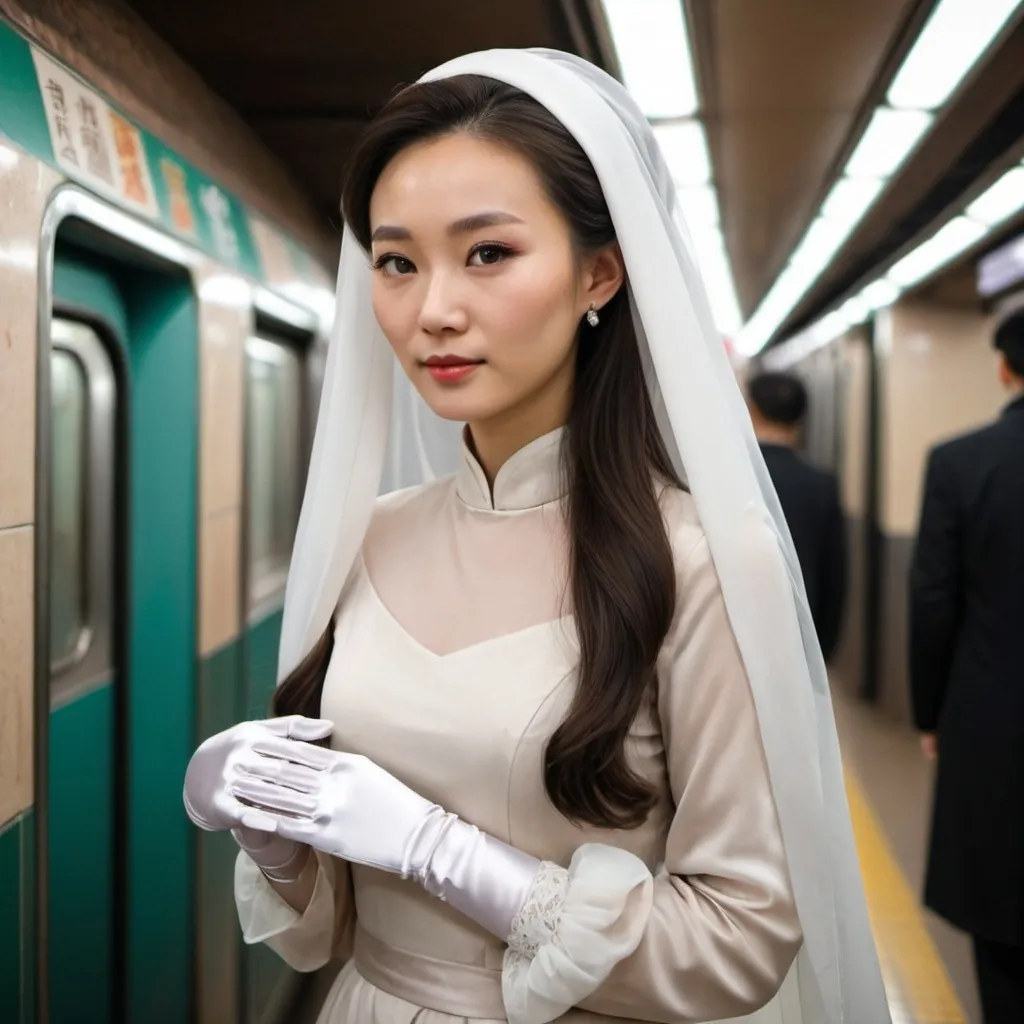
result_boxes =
[234,428,804,1023]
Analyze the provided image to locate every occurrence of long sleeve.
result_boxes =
[817,475,846,664]
[234,847,356,972]
[502,523,803,1024]
[909,446,963,733]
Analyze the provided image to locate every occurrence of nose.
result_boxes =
[417,269,469,336]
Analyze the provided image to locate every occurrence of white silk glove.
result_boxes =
[182,714,333,833]
[230,732,541,941]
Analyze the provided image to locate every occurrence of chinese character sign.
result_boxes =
[160,159,195,235]
[109,111,154,209]
[200,184,240,266]
[77,95,114,185]
[32,48,157,216]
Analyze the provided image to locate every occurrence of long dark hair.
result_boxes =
[274,75,682,829]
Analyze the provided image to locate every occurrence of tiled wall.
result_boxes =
[0,148,61,828]
[839,328,870,521]
[196,267,250,657]
[877,299,1006,536]
[875,299,1007,721]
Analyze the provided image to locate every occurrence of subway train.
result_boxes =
[0,9,335,1024]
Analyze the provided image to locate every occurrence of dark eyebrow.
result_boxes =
[370,211,523,244]
[447,211,524,235]
[370,224,412,243]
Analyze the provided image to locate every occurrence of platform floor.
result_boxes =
[834,684,979,1023]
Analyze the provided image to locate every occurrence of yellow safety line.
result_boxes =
[844,770,966,1024]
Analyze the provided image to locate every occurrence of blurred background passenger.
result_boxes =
[908,310,1024,1023]
[748,370,847,663]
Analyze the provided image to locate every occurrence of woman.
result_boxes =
[183,50,888,1023]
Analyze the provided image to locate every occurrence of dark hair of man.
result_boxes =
[747,371,808,427]
[994,310,1024,378]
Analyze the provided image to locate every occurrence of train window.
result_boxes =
[49,348,88,668]
[48,318,116,701]
[245,336,304,611]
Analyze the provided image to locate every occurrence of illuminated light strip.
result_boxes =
[601,0,742,335]
[737,0,1024,356]
[602,0,698,118]
[845,770,966,1024]
[765,155,1024,368]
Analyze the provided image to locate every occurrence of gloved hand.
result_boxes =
[182,714,334,833]
[230,734,541,941]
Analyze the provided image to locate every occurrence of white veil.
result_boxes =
[278,48,890,1024]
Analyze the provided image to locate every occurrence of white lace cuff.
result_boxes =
[234,847,336,972]
[501,843,654,1024]
[507,860,571,958]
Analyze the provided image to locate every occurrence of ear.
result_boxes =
[578,244,625,317]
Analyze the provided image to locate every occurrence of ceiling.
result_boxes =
[116,0,1024,325]
[691,0,926,315]
[122,0,609,239]
[782,10,1024,336]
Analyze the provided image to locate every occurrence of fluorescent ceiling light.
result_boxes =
[734,180,887,352]
[602,0,699,118]
[860,278,902,310]
[790,216,858,274]
[677,184,720,231]
[687,224,742,335]
[886,216,987,287]
[0,142,18,170]
[738,0,1024,355]
[654,121,712,186]
[735,264,809,355]
[888,0,1022,110]
[965,166,1024,226]
[602,0,741,334]
[840,295,869,326]
[816,310,849,343]
[844,108,933,178]
[821,176,886,225]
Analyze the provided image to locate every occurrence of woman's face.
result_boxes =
[368,132,619,434]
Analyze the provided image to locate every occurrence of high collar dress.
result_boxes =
[235,428,804,1024]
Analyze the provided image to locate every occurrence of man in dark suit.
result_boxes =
[747,371,846,663]
[909,311,1024,1022]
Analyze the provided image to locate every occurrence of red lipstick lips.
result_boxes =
[423,354,484,384]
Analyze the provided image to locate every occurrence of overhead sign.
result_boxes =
[977,232,1024,298]
[0,16,329,299]
[32,49,159,218]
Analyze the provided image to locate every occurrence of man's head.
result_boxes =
[746,371,808,446]
[994,311,1024,395]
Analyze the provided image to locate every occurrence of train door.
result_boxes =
[41,235,198,1023]
[241,331,307,1023]
[45,316,118,1024]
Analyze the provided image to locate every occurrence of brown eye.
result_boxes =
[374,255,416,276]
[468,244,513,267]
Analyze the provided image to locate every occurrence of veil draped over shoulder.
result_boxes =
[277,48,890,1024]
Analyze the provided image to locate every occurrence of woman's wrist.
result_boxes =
[258,842,311,884]
[233,826,311,883]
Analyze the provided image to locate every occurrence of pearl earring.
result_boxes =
[585,304,600,327]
